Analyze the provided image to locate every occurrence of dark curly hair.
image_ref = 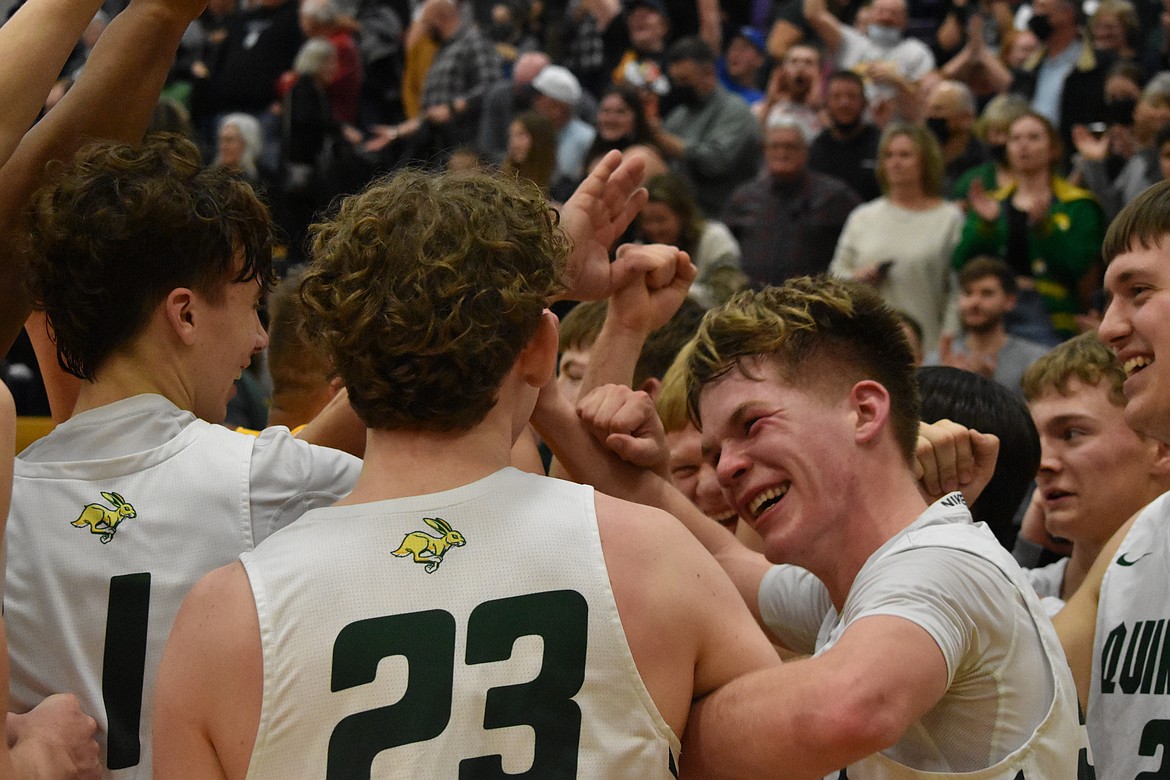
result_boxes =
[24,133,274,381]
[685,276,921,464]
[300,168,568,431]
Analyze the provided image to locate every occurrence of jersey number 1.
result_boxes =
[327,589,588,779]
[103,572,151,770]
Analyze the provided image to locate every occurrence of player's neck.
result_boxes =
[339,415,516,506]
[810,465,930,610]
[71,351,192,419]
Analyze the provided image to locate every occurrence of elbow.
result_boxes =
[800,690,911,764]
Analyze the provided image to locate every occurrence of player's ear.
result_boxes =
[849,379,891,447]
[1146,438,1170,481]
[518,310,559,388]
[162,288,198,346]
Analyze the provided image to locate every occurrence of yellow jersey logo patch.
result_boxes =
[392,517,466,573]
[71,492,136,544]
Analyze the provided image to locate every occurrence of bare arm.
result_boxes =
[803,0,844,54]
[696,0,721,53]
[0,0,105,165]
[554,150,649,303]
[537,383,776,629]
[1053,511,1137,710]
[681,615,949,778]
[154,562,261,780]
[293,386,367,458]
[0,0,207,354]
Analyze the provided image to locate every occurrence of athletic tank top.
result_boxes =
[1089,489,1170,779]
[242,468,681,778]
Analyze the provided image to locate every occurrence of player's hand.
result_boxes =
[556,150,648,302]
[914,419,999,505]
[9,694,101,780]
[608,243,696,334]
[577,384,669,477]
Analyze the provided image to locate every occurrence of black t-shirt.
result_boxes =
[808,124,882,202]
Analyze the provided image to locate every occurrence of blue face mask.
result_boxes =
[867,23,903,47]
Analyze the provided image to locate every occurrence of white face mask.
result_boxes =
[867,23,903,47]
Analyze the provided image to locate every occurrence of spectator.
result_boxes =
[928,257,1050,396]
[639,172,748,307]
[723,117,862,287]
[563,0,672,102]
[203,0,304,169]
[718,26,768,107]
[280,38,363,266]
[924,79,990,193]
[831,122,963,352]
[803,0,935,122]
[1009,0,1115,162]
[299,0,363,125]
[954,111,1105,343]
[1089,0,1143,71]
[760,42,825,139]
[951,91,1031,200]
[368,0,503,162]
[652,36,762,217]
[212,113,266,188]
[477,50,550,163]
[531,64,597,200]
[501,109,558,194]
[808,69,882,200]
[1071,72,1170,220]
[584,82,669,179]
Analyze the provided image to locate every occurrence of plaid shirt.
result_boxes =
[421,24,503,112]
[722,170,861,288]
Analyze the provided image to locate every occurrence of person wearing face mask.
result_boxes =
[1071,69,1170,220]
[924,79,990,192]
[1009,0,1115,165]
[803,0,935,122]
[650,36,762,217]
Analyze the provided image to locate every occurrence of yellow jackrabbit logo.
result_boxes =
[71,492,136,544]
[392,517,466,573]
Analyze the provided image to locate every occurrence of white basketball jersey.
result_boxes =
[840,519,1093,779]
[1089,489,1170,779]
[241,468,682,779]
[6,418,256,779]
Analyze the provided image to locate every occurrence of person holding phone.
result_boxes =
[830,122,964,353]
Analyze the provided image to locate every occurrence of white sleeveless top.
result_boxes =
[1089,488,1170,780]
[241,468,681,778]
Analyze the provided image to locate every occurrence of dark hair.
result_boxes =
[1102,178,1170,262]
[959,256,1017,295]
[502,110,558,192]
[825,69,866,95]
[24,134,274,380]
[917,365,1040,550]
[588,83,657,158]
[665,36,716,67]
[1157,121,1170,152]
[643,172,704,252]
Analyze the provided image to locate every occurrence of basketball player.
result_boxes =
[152,169,779,776]
[1055,179,1170,778]
[545,277,1092,777]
